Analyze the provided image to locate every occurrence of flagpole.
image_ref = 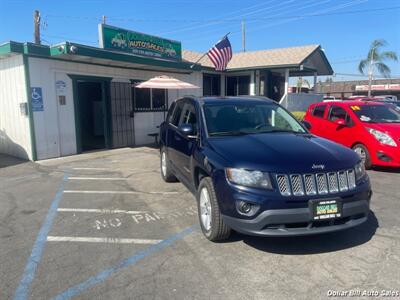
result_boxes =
[190,32,230,69]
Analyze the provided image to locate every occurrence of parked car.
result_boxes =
[344,96,375,101]
[372,98,400,109]
[304,101,400,169]
[374,95,398,102]
[323,96,336,101]
[159,96,371,241]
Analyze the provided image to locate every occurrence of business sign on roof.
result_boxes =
[356,84,400,91]
[98,24,182,60]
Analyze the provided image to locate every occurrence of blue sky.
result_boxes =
[0,0,399,81]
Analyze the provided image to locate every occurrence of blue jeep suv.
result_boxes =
[159,96,372,241]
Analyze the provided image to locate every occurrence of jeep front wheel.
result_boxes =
[197,177,230,241]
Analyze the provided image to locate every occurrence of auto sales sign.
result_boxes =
[98,24,182,60]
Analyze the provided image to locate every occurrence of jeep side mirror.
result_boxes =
[302,121,312,130]
[178,124,194,136]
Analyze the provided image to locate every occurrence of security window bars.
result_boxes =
[132,80,167,112]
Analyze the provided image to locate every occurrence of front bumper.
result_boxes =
[370,143,400,167]
[222,199,370,237]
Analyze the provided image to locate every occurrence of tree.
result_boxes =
[296,77,310,93]
[358,39,398,97]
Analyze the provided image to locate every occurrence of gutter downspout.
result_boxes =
[23,54,38,161]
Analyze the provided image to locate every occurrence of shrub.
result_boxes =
[291,111,306,121]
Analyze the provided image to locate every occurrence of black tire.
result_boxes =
[352,143,372,169]
[196,177,231,241]
[160,148,177,182]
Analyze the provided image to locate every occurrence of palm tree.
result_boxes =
[358,39,398,97]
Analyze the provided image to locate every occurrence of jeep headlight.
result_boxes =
[355,161,366,181]
[367,128,397,147]
[225,168,272,189]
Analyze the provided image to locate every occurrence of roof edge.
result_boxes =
[299,45,334,76]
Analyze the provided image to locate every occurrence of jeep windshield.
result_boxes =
[203,102,306,137]
[352,104,400,123]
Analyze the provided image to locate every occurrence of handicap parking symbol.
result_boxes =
[31,87,44,112]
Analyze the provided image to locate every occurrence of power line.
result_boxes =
[157,0,286,35]
[45,5,400,23]
[244,0,369,35]
[41,33,98,45]
[334,72,400,78]
[184,0,363,44]
[182,0,326,43]
[332,59,364,64]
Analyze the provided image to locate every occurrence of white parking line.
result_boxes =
[69,177,127,181]
[47,236,162,244]
[63,190,180,195]
[57,208,146,214]
[72,168,109,170]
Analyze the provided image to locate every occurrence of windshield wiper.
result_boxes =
[382,119,400,123]
[265,129,306,134]
[210,131,250,137]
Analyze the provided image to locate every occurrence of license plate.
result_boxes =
[310,199,342,220]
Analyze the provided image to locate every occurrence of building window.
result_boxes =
[132,80,167,112]
[203,74,221,96]
[226,75,250,96]
[152,89,167,110]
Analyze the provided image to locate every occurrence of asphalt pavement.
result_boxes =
[0,147,399,300]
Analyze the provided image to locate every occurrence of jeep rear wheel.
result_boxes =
[197,177,230,241]
[160,149,177,182]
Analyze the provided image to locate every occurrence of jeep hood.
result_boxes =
[207,133,359,173]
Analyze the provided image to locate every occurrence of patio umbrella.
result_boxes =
[135,75,200,89]
[135,75,200,120]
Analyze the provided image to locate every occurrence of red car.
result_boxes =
[304,101,400,168]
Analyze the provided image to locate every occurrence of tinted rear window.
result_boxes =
[312,105,326,118]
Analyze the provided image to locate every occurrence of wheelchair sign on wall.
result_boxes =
[31,87,44,112]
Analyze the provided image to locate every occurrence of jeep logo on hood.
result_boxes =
[312,164,325,170]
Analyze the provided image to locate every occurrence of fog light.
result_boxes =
[236,200,259,216]
[377,151,392,162]
[240,202,252,213]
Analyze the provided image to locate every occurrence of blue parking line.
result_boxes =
[52,225,197,300]
[14,173,69,300]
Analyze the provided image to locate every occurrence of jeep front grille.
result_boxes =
[276,174,291,196]
[276,169,356,197]
[347,169,356,189]
[290,175,304,196]
[303,174,317,195]
[327,172,339,193]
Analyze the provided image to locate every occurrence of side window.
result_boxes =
[171,101,184,126]
[167,102,176,123]
[312,105,326,118]
[328,106,348,122]
[179,102,198,134]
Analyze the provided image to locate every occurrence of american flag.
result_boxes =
[207,36,232,71]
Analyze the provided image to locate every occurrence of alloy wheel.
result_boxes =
[354,147,366,163]
[199,187,212,231]
[161,152,167,177]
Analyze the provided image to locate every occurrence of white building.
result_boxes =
[0,26,332,161]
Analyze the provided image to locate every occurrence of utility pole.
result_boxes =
[34,10,41,44]
[102,15,106,25]
[241,20,246,52]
